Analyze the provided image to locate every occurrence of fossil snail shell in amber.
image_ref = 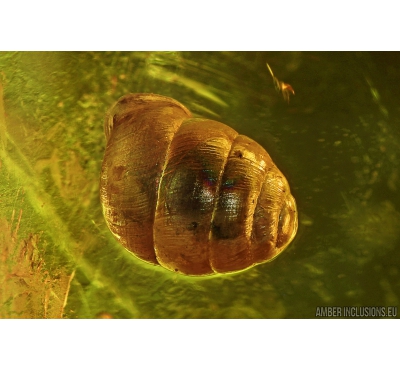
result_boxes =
[100,93,297,276]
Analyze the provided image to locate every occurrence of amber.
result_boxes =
[100,93,298,275]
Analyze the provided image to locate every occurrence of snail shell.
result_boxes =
[100,93,297,276]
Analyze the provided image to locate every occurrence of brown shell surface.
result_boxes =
[100,93,297,275]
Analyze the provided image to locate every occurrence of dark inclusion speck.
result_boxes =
[187,221,198,232]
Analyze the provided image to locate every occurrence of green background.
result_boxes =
[0,51,399,318]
